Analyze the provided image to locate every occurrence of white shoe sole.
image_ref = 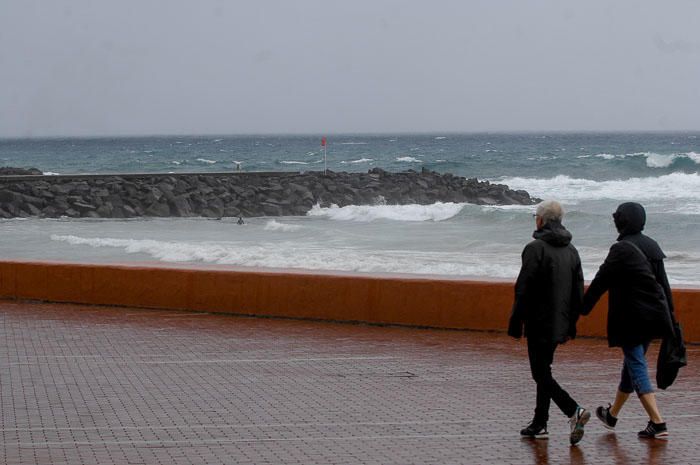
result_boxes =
[570,410,591,445]
[596,412,616,431]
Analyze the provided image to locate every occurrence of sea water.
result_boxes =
[0,133,698,285]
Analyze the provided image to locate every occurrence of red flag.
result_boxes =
[321,137,327,147]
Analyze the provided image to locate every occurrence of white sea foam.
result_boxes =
[212,139,223,142]
[435,136,447,140]
[263,220,302,232]
[49,234,521,278]
[196,158,217,164]
[306,202,466,222]
[480,204,534,212]
[396,156,422,163]
[340,158,374,164]
[43,171,60,176]
[498,173,700,206]
[171,161,182,165]
[339,142,368,145]
[279,160,309,165]
[42,230,699,284]
[644,153,677,168]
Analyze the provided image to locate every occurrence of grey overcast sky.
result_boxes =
[1,1,699,137]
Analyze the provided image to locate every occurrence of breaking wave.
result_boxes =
[306,202,467,222]
[497,173,700,212]
[49,234,520,277]
[263,220,302,232]
[584,151,700,168]
[340,158,374,164]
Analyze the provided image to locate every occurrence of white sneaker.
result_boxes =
[569,407,591,445]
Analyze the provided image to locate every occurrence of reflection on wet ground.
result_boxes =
[1,301,697,464]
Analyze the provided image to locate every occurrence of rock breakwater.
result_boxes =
[0,168,538,219]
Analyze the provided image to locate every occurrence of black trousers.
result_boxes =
[527,338,578,425]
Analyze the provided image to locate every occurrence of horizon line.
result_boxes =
[2,129,700,141]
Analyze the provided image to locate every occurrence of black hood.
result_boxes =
[533,220,572,247]
[614,202,646,239]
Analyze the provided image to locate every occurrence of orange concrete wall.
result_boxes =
[0,260,698,343]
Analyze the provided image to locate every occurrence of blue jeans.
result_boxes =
[619,342,653,395]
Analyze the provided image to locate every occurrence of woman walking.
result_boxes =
[582,202,675,439]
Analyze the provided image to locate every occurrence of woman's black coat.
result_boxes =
[582,203,674,347]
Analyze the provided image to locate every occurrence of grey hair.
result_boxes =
[536,200,564,224]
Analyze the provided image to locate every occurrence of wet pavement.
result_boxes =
[1,301,698,464]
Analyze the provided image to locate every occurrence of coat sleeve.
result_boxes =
[569,254,585,337]
[508,243,540,338]
[582,243,626,315]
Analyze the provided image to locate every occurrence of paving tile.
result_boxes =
[1,301,698,464]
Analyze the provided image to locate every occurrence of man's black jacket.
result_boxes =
[508,221,584,344]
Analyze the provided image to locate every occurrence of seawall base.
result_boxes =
[1,261,698,343]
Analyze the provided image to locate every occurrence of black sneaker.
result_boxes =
[638,421,669,439]
[569,407,590,445]
[520,422,548,439]
[596,404,618,430]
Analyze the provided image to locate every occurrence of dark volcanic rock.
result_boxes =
[0,168,539,219]
[0,167,43,176]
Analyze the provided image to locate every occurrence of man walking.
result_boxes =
[508,200,590,445]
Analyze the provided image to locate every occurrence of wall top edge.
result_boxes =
[1,259,699,291]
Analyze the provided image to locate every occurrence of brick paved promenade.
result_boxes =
[1,301,698,464]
